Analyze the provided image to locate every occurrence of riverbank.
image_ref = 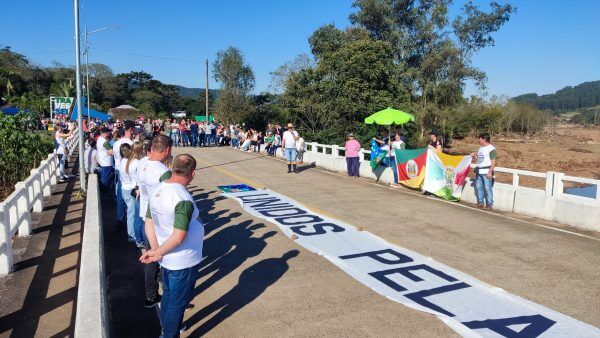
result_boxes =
[448,124,600,190]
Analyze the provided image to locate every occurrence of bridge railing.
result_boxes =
[300,141,599,231]
[0,129,77,275]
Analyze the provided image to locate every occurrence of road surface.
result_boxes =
[176,146,600,337]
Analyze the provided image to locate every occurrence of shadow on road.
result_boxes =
[186,250,299,336]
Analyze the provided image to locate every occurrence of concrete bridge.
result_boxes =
[1,146,599,337]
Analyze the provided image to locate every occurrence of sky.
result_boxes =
[2,0,599,98]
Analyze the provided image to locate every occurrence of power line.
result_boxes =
[93,49,202,64]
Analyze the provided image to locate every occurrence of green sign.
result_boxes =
[194,115,214,122]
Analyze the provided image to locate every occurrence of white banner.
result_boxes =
[222,189,599,337]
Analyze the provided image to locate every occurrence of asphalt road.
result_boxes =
[176,146,600,337]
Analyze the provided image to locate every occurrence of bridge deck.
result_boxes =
[179,146,600,337]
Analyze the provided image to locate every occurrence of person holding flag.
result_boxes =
[472,133,497,209]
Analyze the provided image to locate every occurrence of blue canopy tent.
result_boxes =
[70,97,110,122]
[0,106,34,116]
[0,106,20,115]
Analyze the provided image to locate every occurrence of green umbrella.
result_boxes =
[364,107,414,125]
[365,107,415,174]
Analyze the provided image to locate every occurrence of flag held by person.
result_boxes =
[395,148,427,189]
[423,150,472,201]
[370,140,387,170]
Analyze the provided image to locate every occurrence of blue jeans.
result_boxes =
[98,166,113,193]
[388,157,398,183]
[58,154,67,178]
[181,131,189,146]
[284,148,297,163]
[475,174,494,206]
[161,264,199,338]
[171,132,179,147]
[190,132,198,147]
[121,188,136,240]
[115,170,126,222]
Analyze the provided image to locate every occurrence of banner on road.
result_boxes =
[222,188,599,337]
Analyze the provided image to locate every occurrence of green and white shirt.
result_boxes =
[146,182,204,270]
[476,144,497,175]
[138,159,171,218]
[97,136,114,167]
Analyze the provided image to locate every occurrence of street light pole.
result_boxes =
[73,0,86,192]
[85,26,90,120]
[205,59,209,122]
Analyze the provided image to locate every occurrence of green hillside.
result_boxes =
[513,80,600,112]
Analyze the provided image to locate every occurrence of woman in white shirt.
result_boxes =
[55,126,73,181]
[84,139,98,174]
[389,134,405,187]
[119,142,143,245]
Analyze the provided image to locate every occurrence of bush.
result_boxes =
[0,113,53,198]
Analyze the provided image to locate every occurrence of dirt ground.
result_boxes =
[448,124,600,187]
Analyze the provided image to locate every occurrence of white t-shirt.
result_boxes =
[97,136,113,167]
[282,130,299,149]
[138,159,171,218]
[391,140,405,154]
[476,144,497,175]
[119,158,139,191]
[147,182,204,270]
[113,137,133,169]
[296,137,305,152]
[55,134,67,155]
[84,147,98,174]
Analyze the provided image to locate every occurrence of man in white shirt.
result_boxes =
[471,133,497,209]
[281,123,299,173]
[141,154,203,337]
[137,135,172,308]
[97,127,114,193]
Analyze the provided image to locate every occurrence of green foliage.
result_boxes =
[213,47,255,123]
[513,81,600,113]
[0,112,53,198]
[0,48,208,118]
[272,0,517,146]
[571,107,600,125]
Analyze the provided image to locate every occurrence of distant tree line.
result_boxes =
[512,81,600,113]
[0,46,213,119]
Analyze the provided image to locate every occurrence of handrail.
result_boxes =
[305,140,599,201]
[0,128,77,275]
[75,174,109,337]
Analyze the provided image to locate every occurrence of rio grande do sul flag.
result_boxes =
[395,148,427,189]
[423,150,472,201]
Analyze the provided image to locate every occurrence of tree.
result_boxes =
[350,0,515,141]
[213,47,255,123]
[279,27,409,144]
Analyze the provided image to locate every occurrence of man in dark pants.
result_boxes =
[137,135,173,308]
[141,154,203,338]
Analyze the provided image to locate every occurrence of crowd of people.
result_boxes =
[49,115,313,337]
[48,113,496,336]
[50,116,203,337]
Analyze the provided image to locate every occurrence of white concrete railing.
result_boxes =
[253,141,600,232]
[75,173,109,338]
[0,130,78,275]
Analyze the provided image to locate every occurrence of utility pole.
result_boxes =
[85,26,90,120]
[73,0,86,192]
[205,59,209,122]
